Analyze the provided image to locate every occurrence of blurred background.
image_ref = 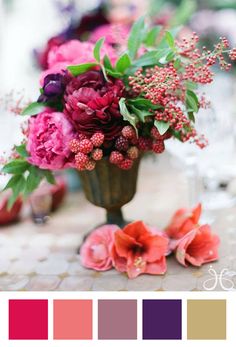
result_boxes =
[1,0,236,223]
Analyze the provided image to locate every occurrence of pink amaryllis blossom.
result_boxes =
[111,221,168,279]
[165,203,202,240]
[27,110,75,170]
[175,224,220,267]
[80,224,118,271]
[40,40,117,85]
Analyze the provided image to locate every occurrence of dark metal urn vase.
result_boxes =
[79,157,141,227]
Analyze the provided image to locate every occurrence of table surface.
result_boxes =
[0,155,236,291]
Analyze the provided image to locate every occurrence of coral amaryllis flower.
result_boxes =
[111,221,168,279]
[176,224,220,267]
[165,203,202,240]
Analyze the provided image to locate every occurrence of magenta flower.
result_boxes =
[40,40,117,85]
[27,110,75,170]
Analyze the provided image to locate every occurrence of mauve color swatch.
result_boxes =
[98,300,137,339]
[9,299,48,340]
[143,300,182,340]
[53,300,92,340]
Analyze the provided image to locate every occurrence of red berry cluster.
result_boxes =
[69,132,104,171]
[109,126,139,170]
[128,32,236,149]
[129,65,180,106]
[229,48,236,61]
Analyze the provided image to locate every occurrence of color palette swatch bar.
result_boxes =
[6,298,227,341]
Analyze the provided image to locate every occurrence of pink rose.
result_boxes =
[175,224,220,267]
[27,110,75,170]
[40,40,117,85]
[80,225,118,271]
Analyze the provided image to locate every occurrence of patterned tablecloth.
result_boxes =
[0,155,236,291]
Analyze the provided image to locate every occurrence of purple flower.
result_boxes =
[38,73,68,103]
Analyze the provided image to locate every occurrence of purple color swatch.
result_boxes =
[98,300,137,340]
[143,299,182,340]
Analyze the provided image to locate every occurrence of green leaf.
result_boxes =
[165,51,175,62]
[115,53,131,74]
[158,49,175,64]
[188,111,195,122]
[128,16,145,59]
[185,80,197,90]
[103,54,113,71]
[128,98,163,110]
[21,102,46,116]
[3,175,23,191]
[67,63,99,76]
[93,37,105,62]
[25,166,42,195]
[43,170,56,185]
[173,58,182,69]
[130,105,153,123]
[165,31,175,48]
[7,175,26,210]
[119,98,138,135]
[134,50,160,67]
[186,90,199,113]
[15,144,28,158]
[144,26,161,47]
[154,120,170,135]
[170,0,196,26]
[2,159,30,175]
[106,69,123,78]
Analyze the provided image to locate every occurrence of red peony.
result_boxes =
[64,70,126,141]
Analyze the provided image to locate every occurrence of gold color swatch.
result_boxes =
[187,300,226,340]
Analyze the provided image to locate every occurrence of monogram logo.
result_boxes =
[203,266,236,291]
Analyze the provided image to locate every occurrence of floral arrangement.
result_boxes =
[80,204,220,278]
[1,17,236,207]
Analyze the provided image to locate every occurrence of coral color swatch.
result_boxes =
[98,300,137,339]
[187,300,226,340]
[53,300,92,340]
[143,299,182,340]
[9,299,48,340]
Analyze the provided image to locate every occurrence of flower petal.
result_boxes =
[175,229,198,267]
[145,256,167,275]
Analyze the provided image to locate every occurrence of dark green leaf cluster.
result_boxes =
[1,144,55,209]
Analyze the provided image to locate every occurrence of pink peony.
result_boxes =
[111,221,168,279]
[40,40,117,85]
[175,224,220,267]
[90,23,129,47]
[27,110,75,170]
[80,224,118,271]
